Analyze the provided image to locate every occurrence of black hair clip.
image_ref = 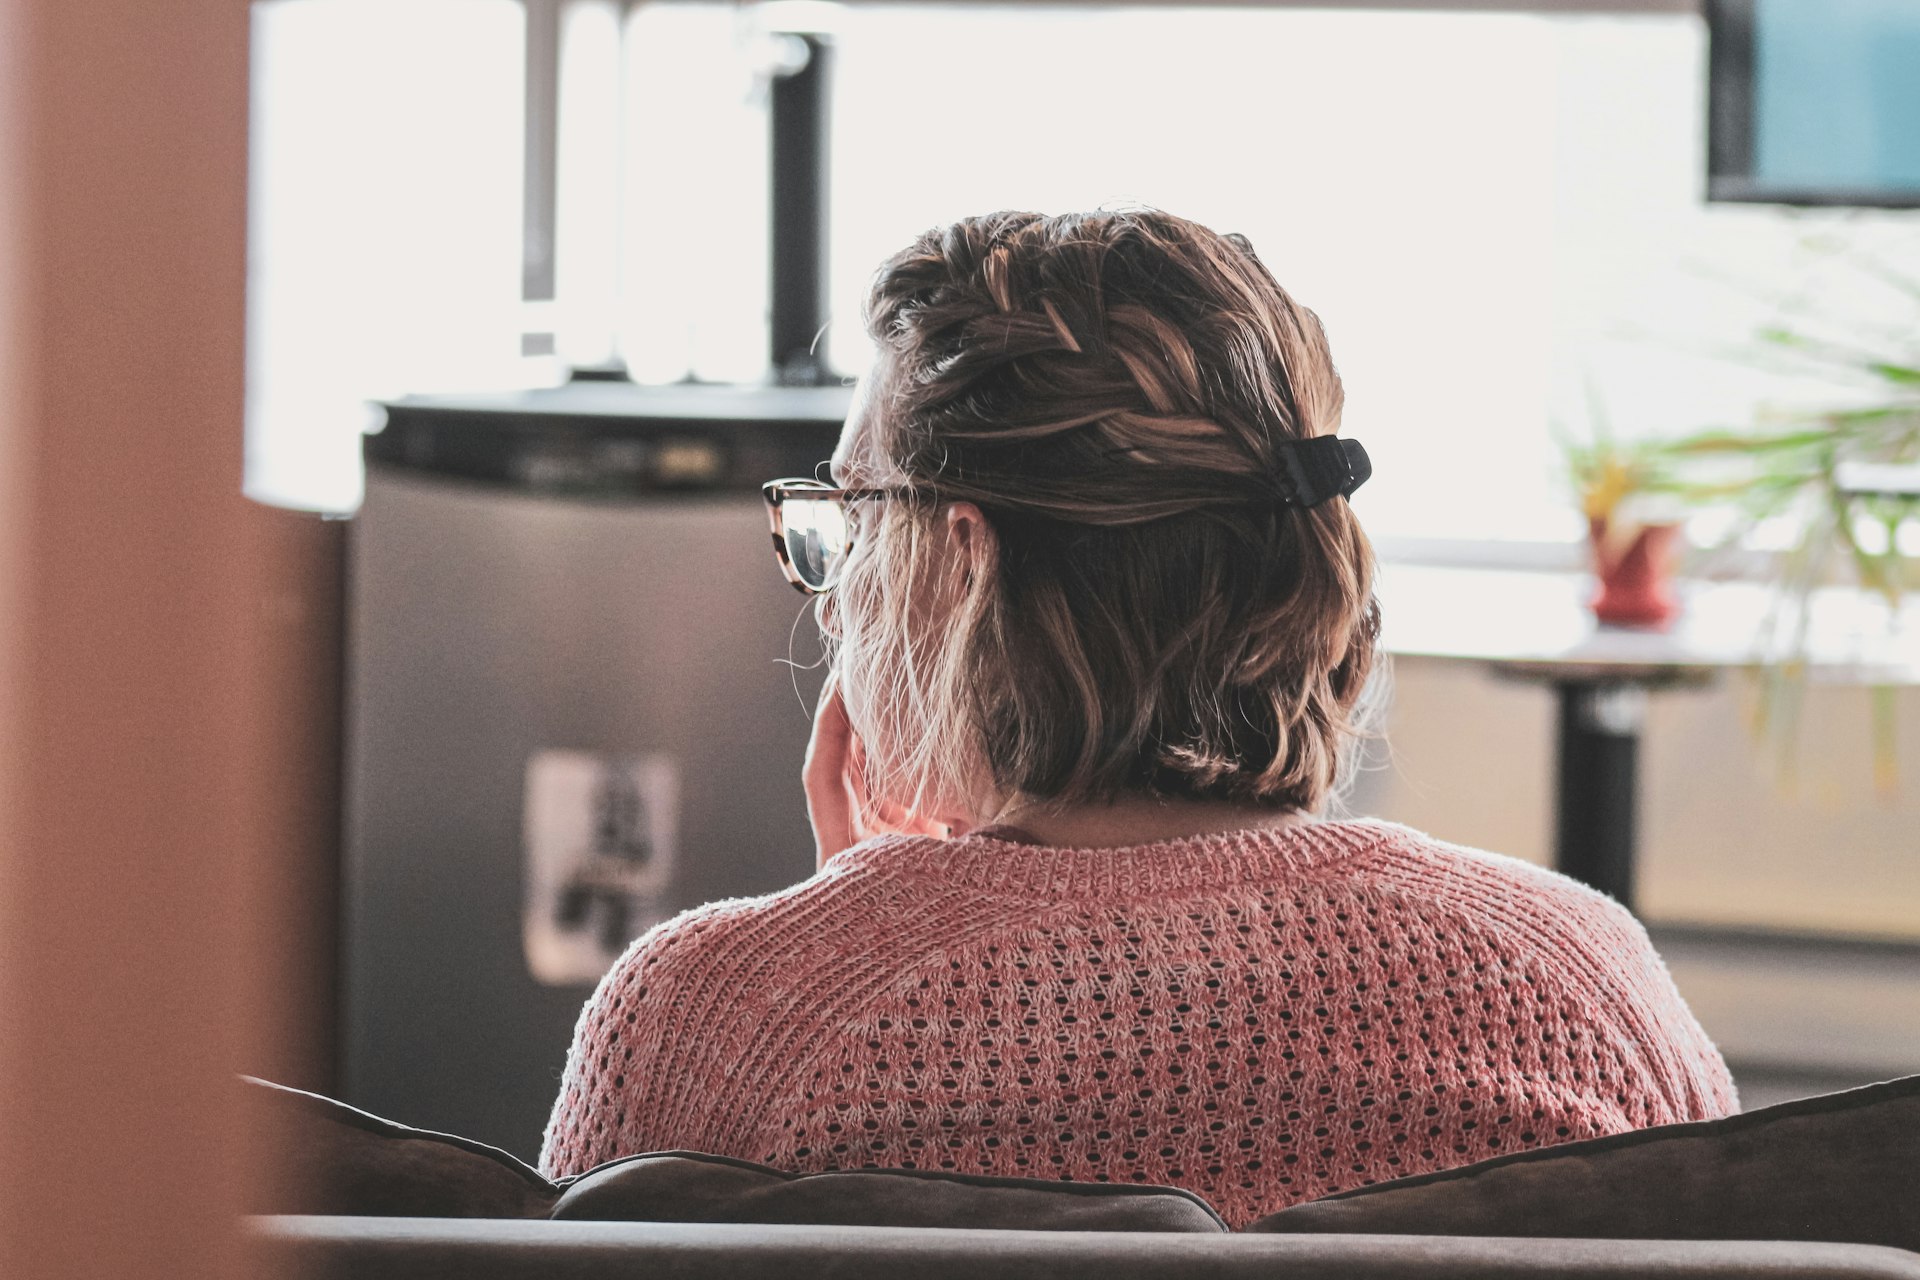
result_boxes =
[1273,436,1371,508]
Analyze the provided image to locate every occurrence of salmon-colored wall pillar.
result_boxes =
[0,1,307,1276]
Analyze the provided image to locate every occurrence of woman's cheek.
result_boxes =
[838,670,899,785]
[815,590,841,640]
[838,664,880,754]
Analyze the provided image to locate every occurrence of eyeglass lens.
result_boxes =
[781,496,850,591]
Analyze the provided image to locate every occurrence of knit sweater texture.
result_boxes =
[540,820,1737,1227]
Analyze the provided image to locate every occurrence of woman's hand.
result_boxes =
[804,677,949,870]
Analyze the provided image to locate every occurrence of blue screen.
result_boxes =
[1753,0,1920,196]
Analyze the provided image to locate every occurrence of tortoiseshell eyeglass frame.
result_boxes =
[761,478,928,596]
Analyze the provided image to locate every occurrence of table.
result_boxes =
[1375,562,1920,911]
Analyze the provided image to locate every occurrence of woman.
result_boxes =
[541,209,1736,1226]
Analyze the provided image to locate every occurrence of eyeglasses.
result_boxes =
[761,478,900,596]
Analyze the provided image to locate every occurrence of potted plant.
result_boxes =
[1649,324,1919,791]
[1568,273,1920,790]
[1566,429,1687,630]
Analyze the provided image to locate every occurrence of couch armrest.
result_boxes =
[249,1216,1920,1280]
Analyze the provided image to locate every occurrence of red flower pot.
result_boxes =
[1588,516,1681,629]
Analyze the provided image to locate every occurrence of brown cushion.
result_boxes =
[552,1151,1226,1232]
[239,1076,557,1218]
[1247,1073,1920,1252]
[242,1077,1222,1231]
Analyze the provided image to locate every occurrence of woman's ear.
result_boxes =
[943,502,995,588]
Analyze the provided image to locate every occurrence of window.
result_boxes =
[249,2,1918,539]
[246,0,525,513]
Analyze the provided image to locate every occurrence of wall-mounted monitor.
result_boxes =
[1708,0,1920,208]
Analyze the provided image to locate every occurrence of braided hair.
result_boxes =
[834,208,1382,814]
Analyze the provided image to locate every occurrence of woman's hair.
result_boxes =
[832,208,1382,818]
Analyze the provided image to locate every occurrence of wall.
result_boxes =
[0,2,325,1276]
[1355,658,1920,1076]
[1358,658,1920,937]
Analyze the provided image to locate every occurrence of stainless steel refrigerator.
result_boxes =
[341,380,844,1159]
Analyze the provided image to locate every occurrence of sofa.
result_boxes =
[245,1073,1920,1279]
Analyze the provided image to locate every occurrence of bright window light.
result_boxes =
[248,2,1918,535]
[246,0,525,513]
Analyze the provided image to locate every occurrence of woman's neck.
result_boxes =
[975,793,1310,850]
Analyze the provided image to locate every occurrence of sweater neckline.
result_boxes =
[828,818,1400,898]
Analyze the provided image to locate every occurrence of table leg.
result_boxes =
[1553,682,1647,910]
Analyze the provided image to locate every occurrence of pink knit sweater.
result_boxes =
[540,820,1737,1227]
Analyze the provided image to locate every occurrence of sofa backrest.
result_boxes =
[1248,1073,1920,1253]
[243,1077,1223,1232]
[251,1217,1920,1280]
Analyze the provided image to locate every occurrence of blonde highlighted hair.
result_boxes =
[832,209,1382,818]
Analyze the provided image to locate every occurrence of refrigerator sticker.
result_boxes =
[523,750,679,986]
